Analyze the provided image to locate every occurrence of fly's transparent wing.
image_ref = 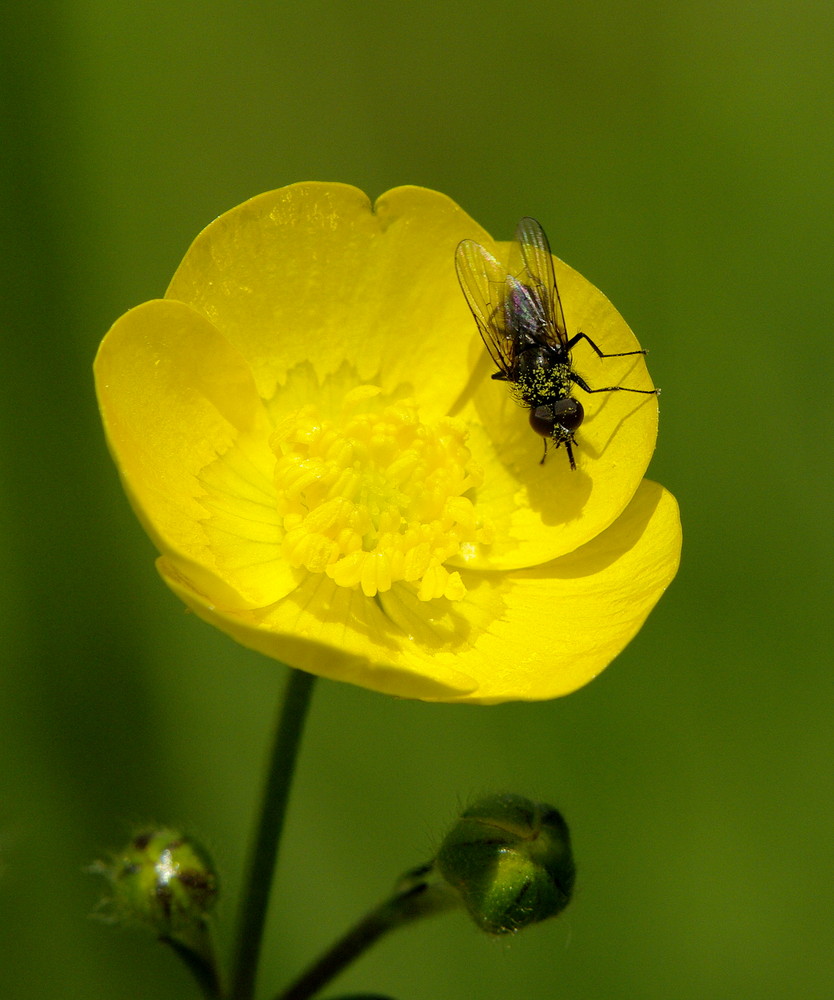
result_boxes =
[514,217,569,349]
[455,238,516,375]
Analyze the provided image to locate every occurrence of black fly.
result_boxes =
[455,218,658,469]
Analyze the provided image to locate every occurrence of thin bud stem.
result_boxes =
[162,934,224,999]
[273,870,459,1000]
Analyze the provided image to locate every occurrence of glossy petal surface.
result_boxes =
[95,183,681,702]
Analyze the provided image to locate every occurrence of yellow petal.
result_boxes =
[378,479,680,702]
[165,183,489,419]
[450,254,659,572]
[158,559,479,702]
[157,480,680,703]
[94,299,296,608]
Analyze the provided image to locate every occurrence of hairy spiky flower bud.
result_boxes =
[95,828,217,931]
[436,794,575,934]
[92,828,220,992]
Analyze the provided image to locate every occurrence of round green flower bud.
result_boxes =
[92,829,221,994]
[96,828,218,935]
[436,794,575,935]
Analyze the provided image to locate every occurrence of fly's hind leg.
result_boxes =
[571,371,659,395]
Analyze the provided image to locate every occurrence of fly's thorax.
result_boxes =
[514,346,573,407]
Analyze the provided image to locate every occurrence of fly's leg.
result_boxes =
[566,331,648,359]
[571,371,659,395]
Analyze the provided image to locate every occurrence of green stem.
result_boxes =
[162,933,223,999]
[229,667,317,1000]
[272,870,459,1000]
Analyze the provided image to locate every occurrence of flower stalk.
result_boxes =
[229,667,317,1000]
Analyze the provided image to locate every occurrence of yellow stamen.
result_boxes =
[270,391,486,600]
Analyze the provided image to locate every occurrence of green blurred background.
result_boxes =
[3,2,832,997]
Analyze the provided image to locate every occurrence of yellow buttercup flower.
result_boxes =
[94,183,681,704]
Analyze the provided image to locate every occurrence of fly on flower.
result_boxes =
[456,217,659,469]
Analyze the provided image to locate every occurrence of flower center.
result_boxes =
[270,386,487,601]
